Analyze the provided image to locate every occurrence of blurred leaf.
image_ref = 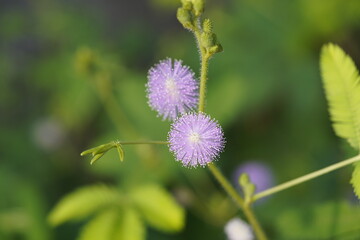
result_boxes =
[48,185,121,226]
[276,201,360,239]
[320,43,360,150]
[351,162,360,199]
[207,74,246,126]
[114,208,145,240]
[130,184,185,232]
[77,206,145,240]
[77,209,118,240]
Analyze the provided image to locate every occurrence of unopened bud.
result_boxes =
[201,32,217,48]
[182,1,193,11]
[192,0,205,16]
[203,18,212,33]
[209,44,223,54]
[177,7,194,30]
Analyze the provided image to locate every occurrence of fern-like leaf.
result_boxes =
[48,185,122,226]
[320,43,360,150]
[321,43,360,200]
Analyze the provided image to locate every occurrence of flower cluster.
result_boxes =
[146,58,225,167]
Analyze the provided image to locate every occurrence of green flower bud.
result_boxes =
[182,1,193,11]
[201,32,217,48]
[239,173,256,203]
[177,7,194,30]
[203,18,212,33]
[209,44,223,54]
[192,0,205,16]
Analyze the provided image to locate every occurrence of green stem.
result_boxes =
[118,141,169,145]
[253,154,360,201]
[208,164,244,206]
[208,164,267,240]
[192,22,268,240]
[198,54,209,112]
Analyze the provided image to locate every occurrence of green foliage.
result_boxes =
[48,185,122,226]
[77,209,119,240]
[320,44,360,199]
[77,207,146,240]
[130,184,185,232]
[114,208,145,240]
[276,201,360,239]
[49,184,184,239]
[320,43,360,150]
[351,162,360,199]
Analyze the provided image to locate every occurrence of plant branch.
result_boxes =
[208,164,267,240]
[198,54,210,112]
[118,141,169,145]
[192,23,268,240]
[253,154,360,201]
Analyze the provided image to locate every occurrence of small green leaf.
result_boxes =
[48,185,121,226]
[130,185,185,232]
[77,209,118,240]
[116,145,124,162]
[114,208,145,240]
[92,142,116,156]
[351,162,360,199]
[81,141,125,164]
[90,153,104,165]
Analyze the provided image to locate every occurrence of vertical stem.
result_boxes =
[208,164,268,240]
[242,206,268,240]
[193,26,268,239]
[198,54,209,112]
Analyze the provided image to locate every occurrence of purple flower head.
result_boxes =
[168,112,225,167]
[146,58,199,121]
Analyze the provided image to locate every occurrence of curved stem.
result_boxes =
[254,154,360,201]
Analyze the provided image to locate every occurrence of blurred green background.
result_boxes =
[1,0,360,239]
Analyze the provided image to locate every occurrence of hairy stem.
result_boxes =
[193,25,268,239]
[254,154,360,201]
[198,54,209,112]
